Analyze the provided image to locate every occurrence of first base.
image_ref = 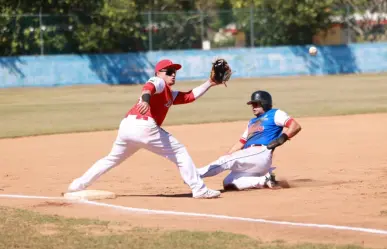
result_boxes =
[63,190,116,201]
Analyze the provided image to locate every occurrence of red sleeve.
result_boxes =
[239,138,247,144]
[142,83,156,95]
[173,91,195,105]
[284,118,294,128]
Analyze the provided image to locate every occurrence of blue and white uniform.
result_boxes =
[241,109,293,148]
[197,109,293,190]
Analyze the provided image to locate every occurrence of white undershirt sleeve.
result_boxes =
[274,109,292,127]
[192,80,212,99]
[240,124,249,142]
[147,77,165,94]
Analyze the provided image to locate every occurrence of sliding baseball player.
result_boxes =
[197,90,302,191]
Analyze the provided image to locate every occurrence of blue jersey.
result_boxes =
[241,109,292,149]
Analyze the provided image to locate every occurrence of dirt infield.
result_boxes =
[1,113,387,248]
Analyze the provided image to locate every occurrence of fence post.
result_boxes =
[148,11,153,51]
[346,4,351,44]
[39,8,44,55]
[200,10,204,47]
[250,7,254,47]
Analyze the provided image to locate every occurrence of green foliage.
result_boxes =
[0,0,146,55]
[145,11,203,50]
[73,2,146,53]
[335,0,387,43]
[234,0,339,46]
[0,0,344,55]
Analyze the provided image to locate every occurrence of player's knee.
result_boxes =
[104,154,124,165]
[174,143,187,153]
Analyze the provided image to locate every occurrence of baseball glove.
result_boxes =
[210,58,232,85]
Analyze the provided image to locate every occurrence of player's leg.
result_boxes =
[197,146,272,178]
[223,167,276,191]
[223,171,266,190]
[144,126,220,198]
[67,119,140,192]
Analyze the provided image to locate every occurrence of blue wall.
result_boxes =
[1,43,387,88]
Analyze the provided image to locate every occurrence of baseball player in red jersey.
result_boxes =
[67,59,225,199]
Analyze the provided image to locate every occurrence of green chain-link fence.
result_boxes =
[1,7,387,56]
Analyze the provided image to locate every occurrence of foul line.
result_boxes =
[1,193,387,236]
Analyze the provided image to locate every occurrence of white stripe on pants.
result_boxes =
[68,115,208,196]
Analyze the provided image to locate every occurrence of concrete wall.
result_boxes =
[1,42,387,88]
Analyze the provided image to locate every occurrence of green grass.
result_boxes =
[0,206,371,249]
[1,74,387,138]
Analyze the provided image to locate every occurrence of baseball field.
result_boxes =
[1,73,387,249]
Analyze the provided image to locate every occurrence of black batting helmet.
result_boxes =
[246,90,272,111]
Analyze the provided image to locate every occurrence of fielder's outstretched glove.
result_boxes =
[210,58,232,85]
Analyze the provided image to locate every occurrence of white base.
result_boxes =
[63,190,116,201]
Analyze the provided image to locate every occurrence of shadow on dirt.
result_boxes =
[116,193,193,198]
[33,201,73,207]
[115,179,358,198]
[284,178,358,188]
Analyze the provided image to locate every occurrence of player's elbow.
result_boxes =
[290,121,302,135]
[294,122,302,134]
[184,92,196,104]
[296,122,302,131]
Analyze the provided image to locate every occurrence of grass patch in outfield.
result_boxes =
[0,206,369,249]
[1,74,387,138]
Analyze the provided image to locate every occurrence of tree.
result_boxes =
[0,0,345,55]
[229,0,338,46]
[0,0,146,55]
[134,0,235,50]
[337,0,387,42]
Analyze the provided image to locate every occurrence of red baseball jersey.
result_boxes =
[126,77,195,126]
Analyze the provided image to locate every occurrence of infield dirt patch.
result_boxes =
[1,113,387,248]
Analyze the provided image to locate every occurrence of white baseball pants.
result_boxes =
[197,146,273,190]
[68,115,208,196]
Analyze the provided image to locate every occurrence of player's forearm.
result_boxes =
[141,82,156,102]
[173,80,212,105]
[141,90,152,103]
[141,89,152,95]
[283,120,302,138]
[191,80,212,100]
[267,121,301,150]
[227,141,244,154]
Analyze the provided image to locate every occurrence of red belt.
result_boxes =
[126,114,149,120]
[135,115,148,120]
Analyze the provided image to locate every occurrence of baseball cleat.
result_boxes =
[193,189,221,199]
[264,172,279,189]
[67,179,87,193]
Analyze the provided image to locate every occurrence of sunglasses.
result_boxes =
[159,68,176,76]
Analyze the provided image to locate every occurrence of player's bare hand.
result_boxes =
[137,102,150,114]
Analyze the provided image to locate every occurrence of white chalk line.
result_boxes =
[1,193,387,236]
